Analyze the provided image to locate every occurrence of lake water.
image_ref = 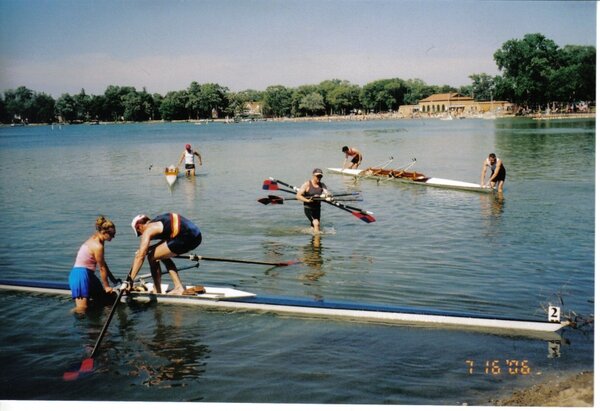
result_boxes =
[0,118,594,405]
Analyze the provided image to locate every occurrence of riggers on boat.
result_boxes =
[327,167,494,194]
[361,167,429,181]
[0,278,568,339]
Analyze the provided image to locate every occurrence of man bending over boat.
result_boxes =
[296,168,331,235]
[178,144,203,176]
[481,153,506,193]
[69,216,119,313]
[342,146,363,169]
[128,213,202,295]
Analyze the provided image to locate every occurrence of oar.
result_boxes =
[324,198,376,223]
[174,254,299,267]
[258,194,363,205]
[63,272,130,381]
[263,178,359,198]
[271,178,376,223]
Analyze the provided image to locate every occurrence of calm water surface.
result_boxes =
[0,118,594,404]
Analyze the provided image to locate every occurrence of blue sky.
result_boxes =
[0,0,596,97]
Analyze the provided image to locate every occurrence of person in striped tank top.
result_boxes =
[128,213,202,295]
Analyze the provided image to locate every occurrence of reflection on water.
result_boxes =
[302,235,325,282]
[122,303,210,388]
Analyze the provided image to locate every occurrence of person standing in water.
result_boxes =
[69,216,119,312]
[342,146,363,169]
[178,144,203,176]
[481,153,506,192]
[128,213,202,295]
[296,168,331,235]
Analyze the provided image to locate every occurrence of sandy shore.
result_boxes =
[488,371,593,406]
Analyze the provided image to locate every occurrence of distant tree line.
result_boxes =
[0,33,594,124]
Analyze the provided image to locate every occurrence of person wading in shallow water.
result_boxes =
[127,213,202,295]
[342,146,363,169]
[178,144,202,176]
[296,168,331,235]
[481,153,506,192]
[68,216,119,313]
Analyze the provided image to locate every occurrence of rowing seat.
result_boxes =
[183,285,206,295]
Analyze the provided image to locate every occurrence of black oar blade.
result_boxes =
[352,212,376,223]
[257,196,284,205]
[262,179,279,191]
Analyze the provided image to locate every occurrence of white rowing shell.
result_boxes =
[327,168,492,193]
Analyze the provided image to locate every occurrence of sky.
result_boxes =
[0,0,596,97]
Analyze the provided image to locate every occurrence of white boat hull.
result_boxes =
[327,168,493,194]
[0,279,566,339]
[164,166,179,186]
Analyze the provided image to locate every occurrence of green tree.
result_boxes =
[55,93,77,123]
[468,73,495,101]
[403,79,437,105]
[360,79,407,112]
[160,90,188,121]
[299,92,325,116]
[320,80,360,115]
[32,92,56,123]
[73,89,91,121]
[494,33,561,107]
[122,88,155,121]
[262,85,293,117]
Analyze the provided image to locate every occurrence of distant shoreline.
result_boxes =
[2,111,595,128]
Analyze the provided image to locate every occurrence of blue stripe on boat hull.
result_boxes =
[0,278,555,326]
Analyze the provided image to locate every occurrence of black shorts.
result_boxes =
[351,155,360,164]
[304,206,321,223]
[491,166,506,182]
[185,164,195,170]
[167,231,202,255]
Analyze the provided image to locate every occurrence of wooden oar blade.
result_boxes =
[352,212,376,223]
[262,179,279,191]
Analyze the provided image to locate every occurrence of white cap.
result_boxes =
[131,214,148,236]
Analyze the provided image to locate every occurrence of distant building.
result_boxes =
[398,93,513,118]
[244,102,262,116]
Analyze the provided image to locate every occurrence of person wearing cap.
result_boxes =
[69,216,119,312]
[296,169,331,234]
[480,153,506,193]
[342,146,363,169]
[128,213,202,295]
[178,144,203,176]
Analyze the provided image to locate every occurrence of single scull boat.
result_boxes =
[327,167,493,194]
[0,278,566,339]
[164,165,179,186]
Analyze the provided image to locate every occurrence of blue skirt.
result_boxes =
[69,267,103,299]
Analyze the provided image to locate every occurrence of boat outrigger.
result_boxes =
[0,278,567,339]
[327,160,493,194]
